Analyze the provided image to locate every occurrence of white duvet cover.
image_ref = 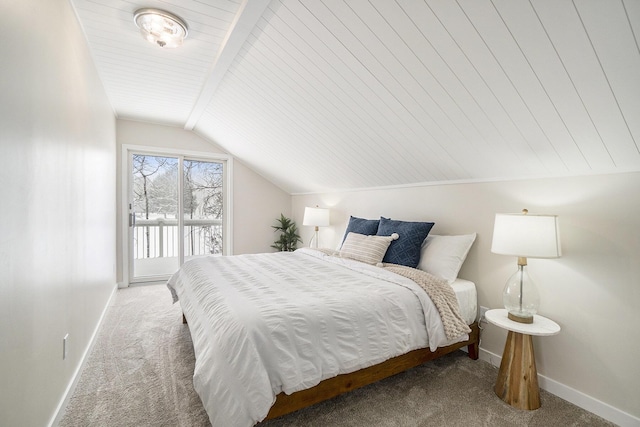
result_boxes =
[167,248,469,427]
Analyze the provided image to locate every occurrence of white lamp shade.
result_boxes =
[491,213,561,258]
[303,207,330,227]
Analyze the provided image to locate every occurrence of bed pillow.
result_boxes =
[340,216,380,245]
[376,217,434,268]
[417,233,477,283]
[340,232,399,265]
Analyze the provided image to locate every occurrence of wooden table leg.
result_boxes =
[494,330,540,410]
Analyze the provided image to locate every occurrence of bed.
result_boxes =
[167,231,480,427]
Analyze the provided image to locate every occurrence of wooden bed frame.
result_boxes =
[264,322,480,420]
[183,314,479,421]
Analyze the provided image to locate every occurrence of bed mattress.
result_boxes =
[451,278,477,325]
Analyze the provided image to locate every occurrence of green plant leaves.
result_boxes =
[271,213,302,251]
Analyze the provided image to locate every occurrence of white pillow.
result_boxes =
[340,232,398,265]
[417,233,477,283]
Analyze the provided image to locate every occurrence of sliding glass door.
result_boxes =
[127,150,228,283]
[183,159,224,259]
[130,154,180,280]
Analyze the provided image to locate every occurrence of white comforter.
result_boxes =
[167,248,468,427]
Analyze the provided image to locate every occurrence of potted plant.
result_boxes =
[271,214,303,252]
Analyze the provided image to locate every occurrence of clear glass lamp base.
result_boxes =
[503,264,539,324]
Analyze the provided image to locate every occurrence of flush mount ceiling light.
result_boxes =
[133,8,188,49]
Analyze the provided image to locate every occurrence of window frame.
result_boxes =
[121,144,233,286]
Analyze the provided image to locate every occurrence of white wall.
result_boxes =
[292,172,640,424]
[0,0,117,426]
[116,120,291,283]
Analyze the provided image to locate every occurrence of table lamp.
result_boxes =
[491,209,561,323]
[303,206,330,248]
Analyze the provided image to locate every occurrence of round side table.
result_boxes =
[485,308,560,410]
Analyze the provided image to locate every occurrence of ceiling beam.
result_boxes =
[184,0,270,130]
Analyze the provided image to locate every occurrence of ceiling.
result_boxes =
[70,0,640,194]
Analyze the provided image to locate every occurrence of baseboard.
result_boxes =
[48,283,118,427]
[478,347,640,427]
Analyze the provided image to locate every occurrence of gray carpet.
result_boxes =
[59,284,614,427]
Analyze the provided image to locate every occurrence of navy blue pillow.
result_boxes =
[376,217,434,268]
[341,216,380,244]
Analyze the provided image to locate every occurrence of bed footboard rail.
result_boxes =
[265,322,480,421]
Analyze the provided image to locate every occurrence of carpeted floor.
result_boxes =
[59,284,615,427]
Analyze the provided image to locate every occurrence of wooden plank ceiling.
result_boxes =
[70,0,640,193]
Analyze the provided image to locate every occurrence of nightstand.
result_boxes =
[485,308,560,410]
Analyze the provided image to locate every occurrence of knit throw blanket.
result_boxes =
[381,264,471,341]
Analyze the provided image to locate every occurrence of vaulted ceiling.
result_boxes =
[70,0,640,193]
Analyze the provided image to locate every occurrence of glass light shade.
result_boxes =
[134,9,188,49]
[503,264,539,322]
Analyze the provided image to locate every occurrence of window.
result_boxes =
[122,146,232,284]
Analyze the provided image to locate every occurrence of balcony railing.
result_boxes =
[133,218,222,259]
